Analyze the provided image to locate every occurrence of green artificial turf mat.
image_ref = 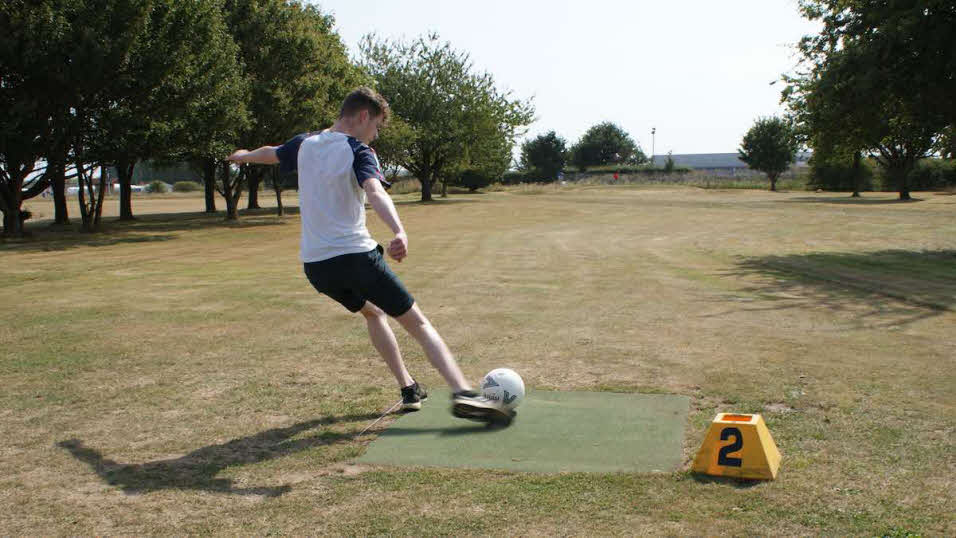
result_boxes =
[359,390,690,473]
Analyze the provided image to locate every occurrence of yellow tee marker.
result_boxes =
[692,413,781,480]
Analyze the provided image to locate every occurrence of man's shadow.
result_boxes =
[58,413,381,497]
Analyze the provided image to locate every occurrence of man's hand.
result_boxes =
[227,149,249,163]
[388,232,408,262]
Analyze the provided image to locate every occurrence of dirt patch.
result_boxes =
[763,402,797,413]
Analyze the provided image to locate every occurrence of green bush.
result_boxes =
[810,156,956,192]
[458,168,494,192]
[172,181,201,192]
[808,159,874,191]
[905,159,956,190]
[145,180,167,193]
[502,170,534,184]
[520,131,567,181]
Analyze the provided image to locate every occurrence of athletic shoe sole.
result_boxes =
[401,400,423,411]
[401,392,427,412]
[451,401,514,425]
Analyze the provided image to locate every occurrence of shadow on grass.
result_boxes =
[724,249,956,327]
[782,196,923,205]
[4,207,297,253]
[690,473,763,489]
[57,412,380,497]
[393,197,481,207]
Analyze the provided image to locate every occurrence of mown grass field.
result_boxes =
[2,186,954,535]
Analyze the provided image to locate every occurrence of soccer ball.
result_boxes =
[480,368,525,411]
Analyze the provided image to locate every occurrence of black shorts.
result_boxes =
[303,245,415,317]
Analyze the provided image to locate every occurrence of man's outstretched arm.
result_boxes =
[227,146,279,165]
[363,178,408,262]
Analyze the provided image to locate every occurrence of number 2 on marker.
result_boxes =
[717,427,743,467]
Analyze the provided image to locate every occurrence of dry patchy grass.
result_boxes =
[2,188,954,536]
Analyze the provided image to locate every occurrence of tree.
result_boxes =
[664,151,676,173]
[169,1,248,216]
[445,111,513,195]
[805,130,872,196]
[223,0,359,217]
[0,2,57,236]
[1,0,155,235]
[360,33,533,202]
[372,116,415,183]
[784,0,956,200]
[520,131,567,181]
[84,0,251,222]
[738,117,798,191]
[569,122,646,171]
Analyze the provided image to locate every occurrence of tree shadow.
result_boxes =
[783,196,924,205]
[724,249,956,327]
[57,412,380,497]
[1,233,178,252]
[392,198,482,207]
[5,208,296,253]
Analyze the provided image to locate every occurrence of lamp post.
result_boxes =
[651,127,656,164]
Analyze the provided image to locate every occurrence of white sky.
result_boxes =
[313,0,820,155]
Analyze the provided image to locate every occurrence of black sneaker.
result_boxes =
[400,381,428,412]
[451,390,514,425]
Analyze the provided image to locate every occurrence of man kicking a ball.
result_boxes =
[228,87,504,422]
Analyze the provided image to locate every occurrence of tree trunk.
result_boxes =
[93,166,107,227]
[1,200,23,237]
[203,158,217,213]
[77,166,93,232]
[117,159,136,220]
[271,167,283,216]
[0,181,24,237]
[850,152,862,198]
[769,174,778,191]
[2,208,18,236]
[421,174,433,202]
[884,160,913,201]
[222,161,240,220]
[897,163,912,200]
[247,168,261,209]
[52,159,70,224]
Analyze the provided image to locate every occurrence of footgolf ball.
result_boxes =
[480,368,525,411]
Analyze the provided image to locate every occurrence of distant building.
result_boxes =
[650,152,810,176]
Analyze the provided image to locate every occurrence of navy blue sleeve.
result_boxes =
[275,133,309,175]
[348,138,391,189]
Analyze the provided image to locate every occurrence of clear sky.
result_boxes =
[312,0,820,156]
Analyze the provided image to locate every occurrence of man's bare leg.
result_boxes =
[395,303,470,393]
[360,302,414,387]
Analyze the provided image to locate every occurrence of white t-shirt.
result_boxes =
[276,130,390,263]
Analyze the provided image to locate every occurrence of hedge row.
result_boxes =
[810,158,956,191]
[502,166,691,184]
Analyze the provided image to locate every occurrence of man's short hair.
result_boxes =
[339,87,390,125]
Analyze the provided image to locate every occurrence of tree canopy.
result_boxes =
[359,33,533,201]
[738,117,798,191]
[569,122,646,171]
[222,0,359,216]
[520,131,568,181]
[784,0,955,199]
